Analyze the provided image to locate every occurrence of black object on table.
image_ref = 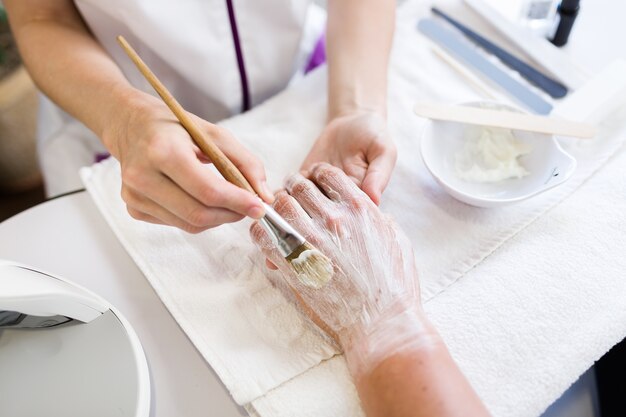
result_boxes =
[595,337,626,417]
[550,0,581,47]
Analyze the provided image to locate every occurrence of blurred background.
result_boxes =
[0,0,602,223]
[0,1,44,221]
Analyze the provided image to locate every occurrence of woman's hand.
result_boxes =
[301,111,397,205]
[250,164,490,417]
[104,93,274,233]
[250,163,427,374]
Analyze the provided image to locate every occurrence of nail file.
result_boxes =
[417,18,553,115]
[413,102,596,138]
[431,7,568,99]
[464,0,587,90]
[431,46,498,99]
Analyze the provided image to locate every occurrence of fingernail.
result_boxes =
[248,205,265,219]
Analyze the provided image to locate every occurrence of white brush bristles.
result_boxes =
[288,243,334,289]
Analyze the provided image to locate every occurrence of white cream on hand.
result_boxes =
[455,127,532,183]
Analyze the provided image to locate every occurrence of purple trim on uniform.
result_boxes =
[95,152,111,163]
[226,0,251,112]
[304,32,326,74]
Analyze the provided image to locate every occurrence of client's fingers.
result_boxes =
[250,190,325,271]
[285,173,343,234]
[249,190,317,267]
[309,163,366,205]
[250,219,301,272]
[285,174,333,216]
[250,215,339,342]
[249,221,275,251]
[272,190,317,241]
[266,259,278,270]
[250,220,291,273]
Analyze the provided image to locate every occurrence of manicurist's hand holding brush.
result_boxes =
[252,163,491,417]
[116,35,333,287]
[5,0,396,226]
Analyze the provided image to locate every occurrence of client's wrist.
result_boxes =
[340,299,440,379]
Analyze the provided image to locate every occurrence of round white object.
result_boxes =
[420,101,577,207]
[0,263,150,417]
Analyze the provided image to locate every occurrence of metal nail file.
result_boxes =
[431,8,568,99]
[417,18,553,115]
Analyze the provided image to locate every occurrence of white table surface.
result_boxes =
[0,192,246,417]
[1,1,624,416]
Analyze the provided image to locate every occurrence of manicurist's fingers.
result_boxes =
[124,207,164,226]
[123,188,214,234]
[127,207,203,234]
[159,148,265,219]
[361,145,397,205]
[124,170,245,230]
[206,124,275,204]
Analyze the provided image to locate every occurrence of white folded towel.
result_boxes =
[249,135,626,417]
[81,0,626,414]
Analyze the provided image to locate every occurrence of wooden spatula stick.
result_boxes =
[116,35,256,194]
[414,102,596,139]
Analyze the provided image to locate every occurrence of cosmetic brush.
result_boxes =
[117,35,333,289]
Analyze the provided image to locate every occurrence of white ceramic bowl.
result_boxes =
[420,101,577,208]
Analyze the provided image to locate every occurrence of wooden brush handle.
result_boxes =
[116,35,256,194]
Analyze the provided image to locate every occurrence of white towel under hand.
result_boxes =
[249,137,626,417]
[82,0,626,415]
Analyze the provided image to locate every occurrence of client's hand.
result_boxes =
[250,162,430,376]
[250,163,490,417]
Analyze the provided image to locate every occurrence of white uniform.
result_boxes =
[38,0,324,196]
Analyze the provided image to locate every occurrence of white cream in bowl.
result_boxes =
[420,101,577,208]
[455,126,533,183]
